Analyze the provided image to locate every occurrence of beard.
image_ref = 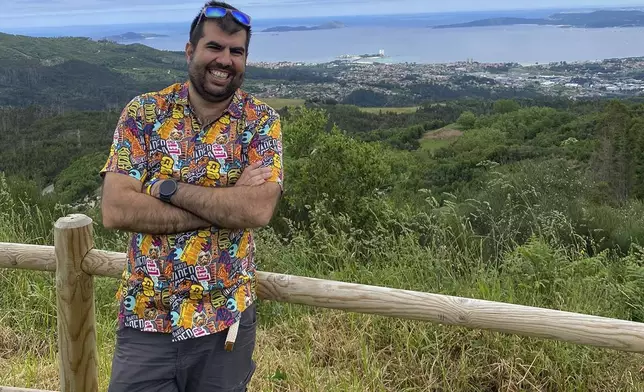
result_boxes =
[188,57,244,103]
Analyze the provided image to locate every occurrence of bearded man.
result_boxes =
[99,2,283,391]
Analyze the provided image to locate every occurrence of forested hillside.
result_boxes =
[0,33,334,109]
[2,33,644,391]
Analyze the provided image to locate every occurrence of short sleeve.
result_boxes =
[100,98,149,183]
[247,111,284,191]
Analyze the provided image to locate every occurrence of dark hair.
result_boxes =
[189,1,252,50]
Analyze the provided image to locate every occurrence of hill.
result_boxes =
[262,21,345,32]
[0,32,185,70]
[0,33,187,109]
[433,10,644,29]
[0,32,334,110]
[103,32,169,42]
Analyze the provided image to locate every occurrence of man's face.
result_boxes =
[186,21,248,103]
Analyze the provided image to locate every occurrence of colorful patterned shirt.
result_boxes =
[100,82,283,342]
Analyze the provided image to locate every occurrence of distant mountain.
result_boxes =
[0,32,185,69]
[433,10,644,29]
[103,32,168,42]
[0,32,186,109]
[0,32,332,110]
[262,21,346,33]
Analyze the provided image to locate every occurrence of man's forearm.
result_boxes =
[169,182,280,229]
[102,190,212,235]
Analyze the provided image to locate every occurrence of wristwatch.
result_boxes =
[159,179,178,203]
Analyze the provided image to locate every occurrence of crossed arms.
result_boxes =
[101,164,280,234]
[100,100,283,235]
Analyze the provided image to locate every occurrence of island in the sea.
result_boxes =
[262,21,345,33]
[337,49,387,63]
[102,32,168,42]
[433,10,644,29]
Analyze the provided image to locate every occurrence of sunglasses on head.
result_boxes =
[197,6,252,27]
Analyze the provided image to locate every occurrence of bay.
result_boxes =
[4,9,644,65]
[128,25,644,65]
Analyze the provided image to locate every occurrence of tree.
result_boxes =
[457,111,477,130]
[493,99,521,114]
[590,100,635,203]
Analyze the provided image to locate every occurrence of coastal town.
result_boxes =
[247,56,644,103]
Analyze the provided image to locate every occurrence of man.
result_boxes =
[99,2,283,391]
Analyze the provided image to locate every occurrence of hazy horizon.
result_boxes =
[2,0,644,29]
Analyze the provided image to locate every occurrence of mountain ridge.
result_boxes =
[433,10,644,29]
[262,21,346,33]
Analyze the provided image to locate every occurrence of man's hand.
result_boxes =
[150,161,272,197]
[101,173,211,234]
[235,162,273,187]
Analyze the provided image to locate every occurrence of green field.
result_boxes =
[261,98,306,109]
[358,106,420,114]
[420,125,463,152]
[420,138,454,151]
[260,102,419,114]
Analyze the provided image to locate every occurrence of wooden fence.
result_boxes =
[1,213,644,392]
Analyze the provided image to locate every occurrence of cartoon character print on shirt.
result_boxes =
[192,306,210,337]
[146,246,162,287]
[243,110,283,187]
[195,250,212,290]
[193,307,207,328]
[160,156,174,176]
[101,83,283,342]
[179,230,210,266]
[143,307,159,332]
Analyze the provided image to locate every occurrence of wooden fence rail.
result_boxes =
[1,213,644,391]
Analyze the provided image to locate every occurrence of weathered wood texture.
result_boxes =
[53,214,99,392]
[0,242,57,272]
[258,272,644,353]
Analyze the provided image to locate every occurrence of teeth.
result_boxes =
[209,70,229,78]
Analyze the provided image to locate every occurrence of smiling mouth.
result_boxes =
[208,69,231,81]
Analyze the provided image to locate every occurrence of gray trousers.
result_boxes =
[107,304,257,392]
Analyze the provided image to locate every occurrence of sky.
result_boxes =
[2,0,644,29]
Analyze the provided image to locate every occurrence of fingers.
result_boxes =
[251,167,273,179]
[248,161,263,170]
[235,164,273,187]
[245,168,272,185]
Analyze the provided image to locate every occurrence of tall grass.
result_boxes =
[1,172,644,391]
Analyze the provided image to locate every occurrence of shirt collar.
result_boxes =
[177,81,245,120]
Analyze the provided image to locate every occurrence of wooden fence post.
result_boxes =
[54,214,99,392]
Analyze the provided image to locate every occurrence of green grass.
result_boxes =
[420,138,454,151]
[261,98,306,109]
[420,124,463,152]
[358,106,419,114]
[2,173,644,391]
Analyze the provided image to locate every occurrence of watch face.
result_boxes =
[160,180,177,197]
